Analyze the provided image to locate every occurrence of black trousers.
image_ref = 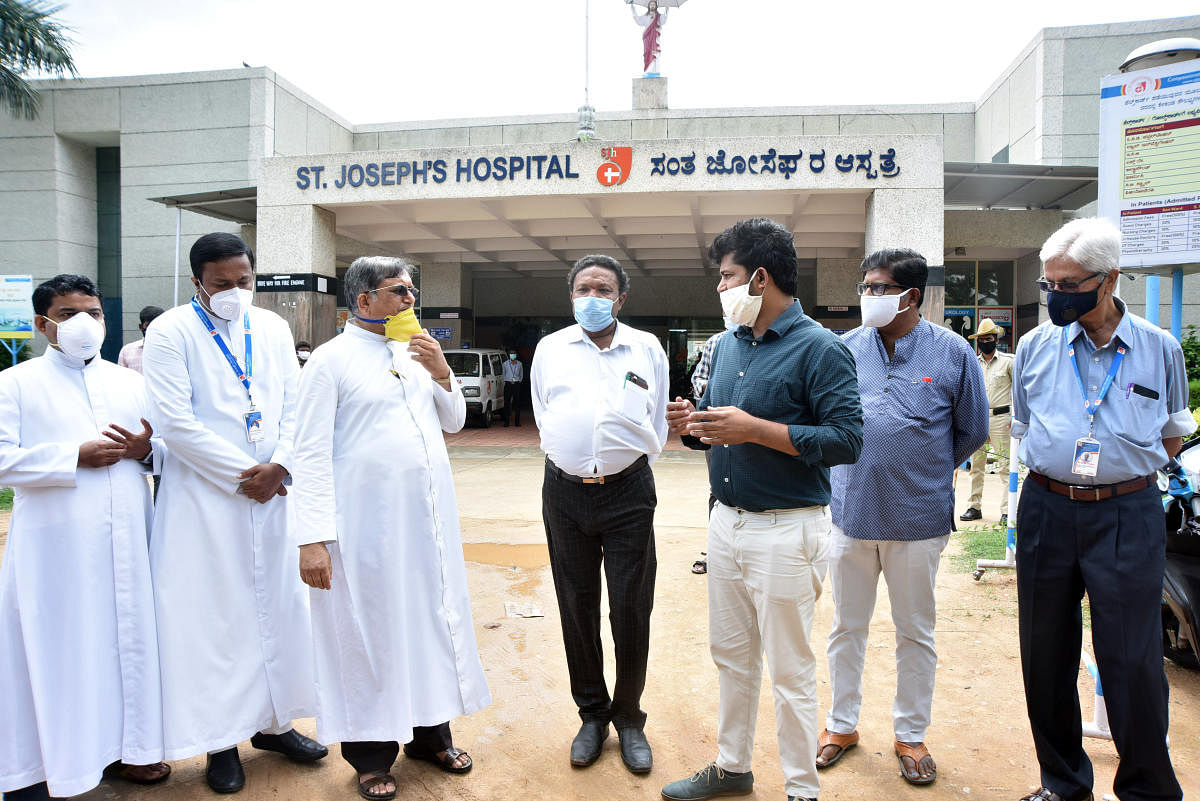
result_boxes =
[341,722,453,774]
[542,460,657,730]
[1016,480,1181,801]
[503,383,521,425]
[2,784,48,801]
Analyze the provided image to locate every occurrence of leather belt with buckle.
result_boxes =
[1027,471,1154,502]
[548,454,648,485]
[991,405,1010,416]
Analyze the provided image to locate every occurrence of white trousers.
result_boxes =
[825,526,947,742]
[708,501,829,799]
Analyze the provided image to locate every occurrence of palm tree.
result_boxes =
[0,0,76,119]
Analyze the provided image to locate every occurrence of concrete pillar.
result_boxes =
[865,188,945,325]
[255,204,338,346]
[419,262,473,348]
[633,77,668,110]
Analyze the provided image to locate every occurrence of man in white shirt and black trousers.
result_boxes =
[532,254,669,776]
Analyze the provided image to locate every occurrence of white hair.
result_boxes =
[1039,217,1121,277]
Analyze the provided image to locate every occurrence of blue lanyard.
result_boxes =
[1064,327,1124,436]
[192,299,253,404]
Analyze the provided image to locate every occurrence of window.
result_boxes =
[943,259,1016,351]
[446,353,480,377]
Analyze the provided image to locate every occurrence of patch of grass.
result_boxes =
[0,487,11,511]
[950,523,1008,572]
[952,522,1093,629]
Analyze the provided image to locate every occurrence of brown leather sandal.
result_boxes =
[357,772,397,800]
[402,744,473,774]
[815,729,859,769]
[894,740,936,785]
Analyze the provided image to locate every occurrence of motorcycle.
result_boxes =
[1161,438,1200,670]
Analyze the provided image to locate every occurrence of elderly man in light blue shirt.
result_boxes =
[819,248,988,787]
[1011,217,1193,801]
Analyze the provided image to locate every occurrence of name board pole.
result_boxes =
[1172,268,1184,339]
[1145,275,1160,326]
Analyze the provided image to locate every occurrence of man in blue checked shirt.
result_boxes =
[1010,218,1191,801]
[663,218,862,801]
[818,248,988,787]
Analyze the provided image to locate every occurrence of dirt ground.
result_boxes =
[2,448,1197,801]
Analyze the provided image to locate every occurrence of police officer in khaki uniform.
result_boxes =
[960,318,1015,525]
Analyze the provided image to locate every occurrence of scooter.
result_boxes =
[1161,440,1200,670]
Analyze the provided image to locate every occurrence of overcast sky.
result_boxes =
[54,1,1200,124]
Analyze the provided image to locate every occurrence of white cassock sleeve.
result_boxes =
[650,338,670,452]
[268,317,300,476]
[142,325,258,495]
[531,346,548,429]
[432,372,467,434]
[0,372,78,487]
[292,354,339,546]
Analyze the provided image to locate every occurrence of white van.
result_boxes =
[444,349,507,427]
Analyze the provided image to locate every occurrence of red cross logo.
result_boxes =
[596,146,632,187]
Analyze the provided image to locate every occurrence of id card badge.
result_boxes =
[1072,437,1101,477]
[244,407,265,443]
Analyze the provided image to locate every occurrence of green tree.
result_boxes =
[0,0,75,119]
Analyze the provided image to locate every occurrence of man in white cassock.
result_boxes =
[0,275,170,801]
[142,232,326,795]
[294,256,490,801]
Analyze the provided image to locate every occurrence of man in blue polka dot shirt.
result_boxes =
[818,248,989,786]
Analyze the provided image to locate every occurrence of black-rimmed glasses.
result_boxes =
[855,282,909,297]
[1035,274,1102,293]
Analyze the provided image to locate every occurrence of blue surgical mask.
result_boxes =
[1047,288,1099,326]
[573,296,615,332]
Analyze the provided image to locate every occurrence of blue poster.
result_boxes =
[0,276,34,340]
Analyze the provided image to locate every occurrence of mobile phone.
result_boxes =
[624,371,649,390]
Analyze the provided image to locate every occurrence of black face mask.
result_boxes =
[978,340,997,355]
[1047,287,1100,326]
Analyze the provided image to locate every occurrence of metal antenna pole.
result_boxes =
[576,0,597,140]
[585,0,590,105]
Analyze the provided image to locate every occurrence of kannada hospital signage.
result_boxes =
[291,143,907,191]
[261,135,941,207]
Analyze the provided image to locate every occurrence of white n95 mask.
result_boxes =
[47,313,105,360]
[860,289,912,328]
[203,286,254,321]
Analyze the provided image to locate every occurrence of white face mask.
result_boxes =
[719,272,764,327]
[46,313,105,361]
[860,288,912,329]
[201,285,254,321]
[297,350,310,362]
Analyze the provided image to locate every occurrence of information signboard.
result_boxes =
[1099,61,1200,269]
[0,275,34,340]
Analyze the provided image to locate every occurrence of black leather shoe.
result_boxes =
[959,507,982,521]
[206,747,245,794]
[617,727,652,774]
[570,720,609,767]
[250,730,328,763]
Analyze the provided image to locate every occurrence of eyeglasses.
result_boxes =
[1035,274,1102,293]
[855,282,910,297]
[370,283,419,301]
